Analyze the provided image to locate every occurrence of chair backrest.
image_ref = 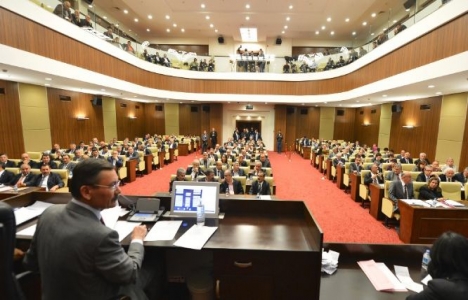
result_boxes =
[0,202,25,300]
[362,163,373,170]
[235,176,247,193]
[263,167,272,176]
[439,182,462,200]
[401,164,414,171]
[413,181,426,199]
[26,152,42,160]
[360,170,371,182]
[51,169,69,187]
[344,162,351,174]
[6,168,20,175]
[384,180,391,198]
[410,172,420,181]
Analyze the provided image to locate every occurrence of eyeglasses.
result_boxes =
[93,181,120,191]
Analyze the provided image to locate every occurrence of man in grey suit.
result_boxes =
[24,159,154,300]
[389,171,414,213]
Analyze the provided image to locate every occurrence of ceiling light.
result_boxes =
[115,24,119,27]
[201,3,205,8]
[246,16,250,20]
[246,4,250,9]
[356,100,360,102]
[324,102,328,104]
[362,22,367,26]
[210,24,214,28]
[173,23,177,27]
[428,85,435,88]
[286,17,290,21]
[101,89,106,92]
[321,26,325,30]
[289,5,293,9]
[206,16,210,20]
[315,31,319,35]
[103,16,107,19]
[215,29,218,32]
[284,25,288,29]
[393,20,397,23]
[165,15,170,19]
[406,8,410,11]
[166,28,170,32]
[345,18,349,22]
[181,28,185,32]
[382,94,387,97]
[282,31,285,34]
[327,17,331,22]
[134,18,138,22]
[88,5,92,8]
[148,15,152,19]
[128,29,131,32]
[371,13,376,17]
[330,31,334,35]
[436,92,442,95]
[44,83,50,86]
[146,29,150,32]
[352,31,356,35]
[45,77,52,81]
[371,33,374,36]
[240,27,257,42]
[123,9,128,14]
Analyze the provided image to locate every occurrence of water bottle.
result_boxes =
[13,184,18,193]
[420,249,431,279]
[225,186,229,197]
[196,200,205,226]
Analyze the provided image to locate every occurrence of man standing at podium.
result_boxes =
[24,159,159,300]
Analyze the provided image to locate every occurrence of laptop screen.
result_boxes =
[170,181,220,218]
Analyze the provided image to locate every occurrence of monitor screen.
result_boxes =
[170,181,220,218]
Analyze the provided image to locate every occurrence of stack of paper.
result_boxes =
[14,201,54,225]
[322,249,340,275]
[358,260,407,292]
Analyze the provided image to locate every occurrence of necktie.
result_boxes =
[404,185,408,199]
[18,175,25,184]
[448,178,451,182]
[373,176,378,184]
[39,176,46,187]
[259,182,262,193]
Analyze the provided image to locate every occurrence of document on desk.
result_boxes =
[14,201,54,225]
[358,260,407,292]
[173,225,218,250]
[114,221,141,242]
[394,265,423,293]
[401,199,431,207]
[101,205,122,229]
[145,220,182,241]
[0,185,13,192]
[259,195,271,200]
[16,224,37,237]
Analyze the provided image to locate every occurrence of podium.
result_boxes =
[350,173,361,201]
[369,184,385,220]
[169,149,175,163]
[144,155,153,175]
[158,151,165,168]
[126,159,137,182]
[336,166,345,189]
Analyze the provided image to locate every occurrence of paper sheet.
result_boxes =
[421,274,432,285]
[145,220,182,241]
[0,185,13,192]
[101,205,122,229]
[357,260,407,292]
[173,225,217,250]
[401,199,431,207]
[113,221,141,242]
[259,195,271,200]
[16,224,37,237]
[14,201,54,225]
[394,265,423,293]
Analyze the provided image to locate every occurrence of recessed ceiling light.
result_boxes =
[215,29,218,32]
[324,102,328,104]
[123,9,128,14]
[282,31,285,34]
[88,5,92,8]
[146,29,150,32]
[321,26,326,30]
[382,94,387,97]
[173,23,177,27]
[327,17,331,22]
[45,77,52,81]
[210,24,214,28]
[286,17,290,21]
[406,8,410,11]
[166,28,170,32]
[115,24,119,27]
[345,18,349,22]
[428,85,435,88]
[289,5,293,9]
[352,31,356,35]
[356,100,360,102]
[103,16,107,19]
[436,92,442,95]
[181,28,185,32]
[363,22,367,26]
[246,4,250,9]
[246,16,250,20]
[101,89,106,92]
[128,29,132,32]
[165,15,170,19]
[284,25,288,29]
[201,3,205,8]
[148,15,152,19]
[206,16,210,20]
[371,13,376,17]
[368,103,372,105]
[382,28,387,31]
[44,83,50,86]
[134,18,138,22]
[330,31,334,35]
[315,31,319,34]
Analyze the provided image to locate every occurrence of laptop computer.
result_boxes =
[168,181,220,218]
[127,198,163,222]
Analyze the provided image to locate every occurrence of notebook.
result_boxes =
[168,181,220,218]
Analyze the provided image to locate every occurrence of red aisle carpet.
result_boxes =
[120,150,402,244]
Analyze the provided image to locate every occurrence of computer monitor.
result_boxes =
[170,181,220,218]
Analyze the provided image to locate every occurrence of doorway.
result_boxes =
[235,121,262,134]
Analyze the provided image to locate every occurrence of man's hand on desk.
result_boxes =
[131,225,148,240]
[49,185,59,192]
[14,248,24,261]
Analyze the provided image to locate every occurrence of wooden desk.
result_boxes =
[321,243,428,300]
[15,193,323,300]
[158,151,165,168]
[350,172,361,201]
[144,155,153,175]
[369,183,385,220]
[326,159,333,180]
[318,155,324,173]
[399,200,468,244]
[178,143,189,156]
[169,149,175,163]
[0,187,41,200]
[311,151,317,167]
[126,159,137,182]
[302,146,311,159]
[336,166,345,190]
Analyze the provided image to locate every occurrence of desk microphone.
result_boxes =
[118,194,136,211]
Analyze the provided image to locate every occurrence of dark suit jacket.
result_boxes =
[210,131,218,145]
[438,174,460,183]
[186,167,205,179]
[400,158,413,164]
[28,173,64,190]
[8,173,36,186]
[364,172,384,186]
[418,185,443,200]
[332,158,346,168]
[213,168,225,179]
[3,160,16,168]
[349,162,363,173]
[454,172,468,184]
[220,180,244,195]
[406,275,468,300]
[0,170,14,184]
[126,152,139,161]
[59,163,76,172]
[232,169,246,177]
[249,180,271,195]
[24,201,144,300]
[416,172,431,183]
[37,161,58,169]
[260,160,272,168]
[17,160,37,168]
[389,181,414,202]
[107,157,123,168]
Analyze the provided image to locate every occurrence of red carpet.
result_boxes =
[121,150,402,244]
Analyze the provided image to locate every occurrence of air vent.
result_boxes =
[246,104,253,110]
[420,104,431,110]
[359,111,364,115]
[286,107,295,114]
[155,105,163,111]
[135,105,140,109]
[191,106,198,113]
[300,108,308,115]
[202,105,210,112]
[371,109,376,114]
[120,103,127,108]
[336,109,344,116]
[59,95,71,101]
[0,88,5,95]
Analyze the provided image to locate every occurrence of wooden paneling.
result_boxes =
[285,107,297,151]
[115,99,145,139]
[1,8,467,96]
[354,106,381,147]
[179,104,202,136]
[274,105,287,152]
[144,103,165,135]
[389,97,442,160]
[0,80,24,157]
[47,88,104,146]
[209,104,223,144]
[459,102,468,169]
[296,107,320,140]
[333,108,356,141]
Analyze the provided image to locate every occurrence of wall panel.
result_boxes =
[457,93,468,169]
[378,104,392,148]
[353,106,381,147]
[274,105,287,152]
[102,97,117,142]
[144,103,166,135]
[179,104,202,136]
[209,104,223,145]
[115,99,145,139]
[334,108,356,141]
[319,107,335,140]
[0,80,24,157]
[164,103,180,136]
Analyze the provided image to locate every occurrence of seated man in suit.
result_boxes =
[90,147,105,160]
[249,171,271,196]
[259,153,271,168]
[198,152,212,169]
[37,153,58,169]
[220,170,244,195]
[0,153,16,168]
[332,153,346,168]
[414,152,431,166]
[17,152,37,168]
[388,171,414,213]
[66,143,77,154]
[250,161,266,178]
[213,161,225,179]
[58,154,75,174]
[126,146,139,161]
[416,165,435,182]
[385,164,402,182]
[0,163,14,184]
[439,168,459,182]
[23,159,159,300]
[349,155,363,174]
[73,149,85,162]
[107,150,123,169]
[169,168,186,192]
[199,168,217,182]
[237,154,248,167]
[9,163,36,187]
[454,167,468,184]
[364,164,384,186]
[186,160,205,181]
[231,162,246,177]
[27,165,64,192]
[400,152,413,164]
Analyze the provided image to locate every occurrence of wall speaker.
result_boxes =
[218,36,224,44]
[286,107,295,114]
[202,105,210,112]
[275,38,282,45]
[403,0,416,9]
[190,106,199,113]
[391,104,403,113]
[336,109,345,116]
[155,105,163,111]
[0,88,4,95]
[91,96,102,106]
[300,108,308,115]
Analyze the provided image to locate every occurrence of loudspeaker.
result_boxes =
[91,96,102,106]
[391,104,403,113]
[403,0,416,9]
[84,0,94,4]
[202,105,210,112]
[336,109,345,116]
[300,108,308,115]
[155,105,163,111]
[275,38,282,45]
[286,107,295,114]
[218,36,224,44]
